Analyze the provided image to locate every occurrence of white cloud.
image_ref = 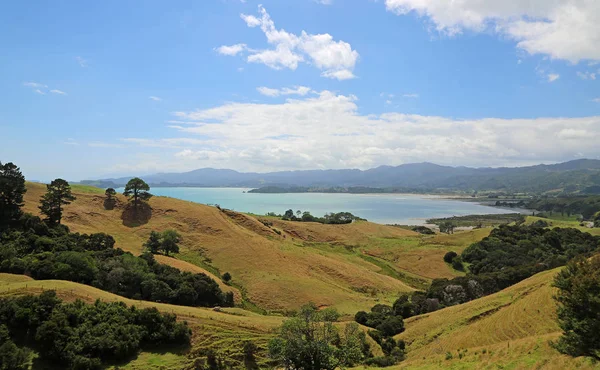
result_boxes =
[149,96,162,101]
[593,98,600,103]
[384,0,600,63]
[134,91,600,172]
[24,82,66,96]
[547,73,560,82]
[577,71,597,80]
[219,6,359,80]
[257,86,312,97]
[215,43,247,56]
[76,56,88,67]
[63,138,79,146]
[240,14,261,27]
[23,82,47,89]
[314,0,333,4]
[403,93,419,98]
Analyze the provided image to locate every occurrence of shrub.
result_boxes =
[222,272,232,282]
[452,256,465,271]
[444,251,458,263]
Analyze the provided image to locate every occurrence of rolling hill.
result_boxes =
[13,182,600,369]
[82,159,600,194]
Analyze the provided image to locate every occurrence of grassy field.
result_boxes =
[22,182,469,314]
[18,182,600,368]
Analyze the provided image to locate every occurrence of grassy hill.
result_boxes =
[17,182,600,369]
[23,182,466,314]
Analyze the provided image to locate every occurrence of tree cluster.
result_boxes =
[268,303,371,369]
[0,215,233,307]
[527,196,600,220]
[354,304,406,365]
[281,209,365,224]
[144,229,182,256]
[0,291,190,369]
[553,256,600,359]
[427,225,600,309]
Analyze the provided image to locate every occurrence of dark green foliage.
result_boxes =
[269,303,370,370]
[123,178,152,216]
[0,324,30,370]
[105,187,116,199]
[161,229,181,256]
[0,162,26,229]
[443,251,458,263]
[39,178,76,225]
[532,219,549,228]
[553,256,600,359]
[144,231,162,254]
[143,230,182,256]
[222,272,232,283]
[104,187,117,210]
[439,221,455,234]
[451,256,464,271]
[411,226,435,235]
[422,225,600,308]
[281,210,364,224]
[527,196,600,220]
[0,291,190,369]
[0,217,233,308]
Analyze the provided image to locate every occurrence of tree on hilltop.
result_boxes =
[39,179,76,225]
[123,178,152,216]
[0,162,26,228]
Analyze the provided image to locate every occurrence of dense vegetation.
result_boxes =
[269,303,372,369]
[0,291,190,369]
[356,224,600,350]
[0,214,233,307]
[427,213,525,228]
[279,209,366,224]
[0,163,233,308]
[553,256,600,359]
[353,304,406,366]
[144,229,182,256]
[526,196,600,220]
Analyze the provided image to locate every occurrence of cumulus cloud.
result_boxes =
[149,96,162,101]
[384,0,600,63]
[215,43,247,56]
[257,86,312,97]
[219,6,359,80]
[113,90,600,172]
[50,89,67,95]
[403,93,419,98]
[547,73,560,82]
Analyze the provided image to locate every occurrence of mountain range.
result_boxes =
[82,159,600,194]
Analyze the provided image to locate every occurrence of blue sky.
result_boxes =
[1,0,599,181]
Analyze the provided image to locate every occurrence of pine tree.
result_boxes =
[39,179,76,225]
[123,178,152,216]
[0,162,26,228]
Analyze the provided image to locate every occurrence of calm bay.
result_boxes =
[137,187,520,225]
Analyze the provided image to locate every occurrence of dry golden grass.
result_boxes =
[22,182,416,313]
[397,268,560,358]
[0,274,281,332]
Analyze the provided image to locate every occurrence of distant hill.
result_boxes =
[82,159,600,194]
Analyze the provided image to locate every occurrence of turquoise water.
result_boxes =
[131,187,520,225]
